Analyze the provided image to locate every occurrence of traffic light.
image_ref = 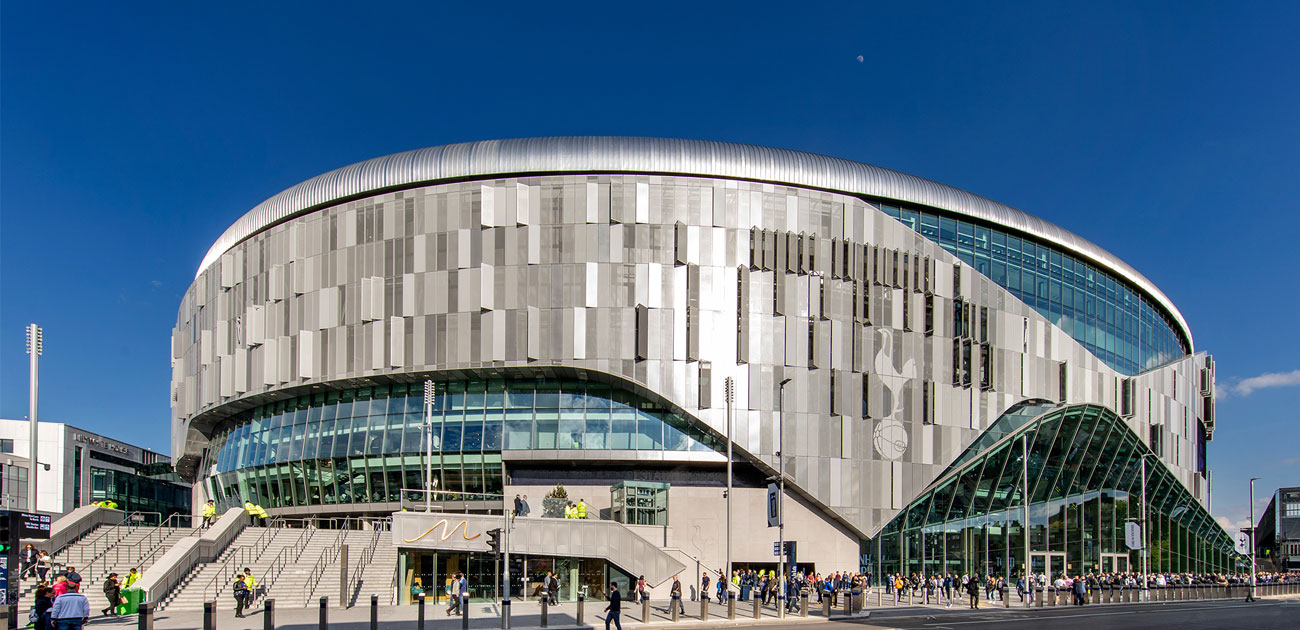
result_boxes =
[485,528,502,554]
[0,512,10,554]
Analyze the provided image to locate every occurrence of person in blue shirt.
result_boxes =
[49,581,90,630]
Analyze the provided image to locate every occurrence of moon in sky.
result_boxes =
[856,55,864,63]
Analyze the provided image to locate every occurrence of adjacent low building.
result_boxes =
[171,137,1235,600]
[1255,487,1300,572]
[0,419,191,517]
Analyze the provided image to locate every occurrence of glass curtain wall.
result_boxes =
[879,204,1187,374]
[875,404,1235,579]
[203,379,723,510]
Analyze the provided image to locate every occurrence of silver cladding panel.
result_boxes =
[195,137,1191,349]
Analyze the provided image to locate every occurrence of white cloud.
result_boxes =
[1226,369,1300,396]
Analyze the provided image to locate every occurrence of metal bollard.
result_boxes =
[700,595,708,620]
[0,604,9,630]
[370,594,379,630]
[909,587,914,606]
[1005,588,1011,608]
[204,601,217,630]
[138,601,155,630]
[319,597,329,630]
[418,594,426,630]
[752,595,761,619]
[823,594,832,617]
[671,595,679,622]
[265,598,276,630]
[730,593,737,620]
[462,594,469,630]
[642,597,650,623]
[541,597,549,627]
[502,598,511,630]
[799,593,808,617]
[844,591,852,616]
[576,595,584,626]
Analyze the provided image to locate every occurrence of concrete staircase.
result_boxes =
[157,524,397,612]
[290,529,397,608]
[158,526,302,612]
[16,524,197,606]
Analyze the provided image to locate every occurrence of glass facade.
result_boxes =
[89,466,191,516]
[204,379,724,510]
[879,204,1187,374]
[875,404,1234,578]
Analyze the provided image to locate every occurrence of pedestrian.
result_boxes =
[30,586,53,630]
[604,581,623,630]
[49,581,90,630]
[636,575,647,603]
[243,568,258,601]
[671,575,684,614]
[64,566,82,587]
[520,495,531,517]
[37,550,52,583]
[966,574,980,609]
[52,576,69,598]
[446,573,464,615]
[513,494,524,522]
[201,500,217,528]
[22,543,39,579]
[233,574,250,618]
[717,569,726,602]
[123,568,141,588]
[101,573,121,616]
[701,572,710,602]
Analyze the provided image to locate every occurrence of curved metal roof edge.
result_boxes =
[195,136,1192,350]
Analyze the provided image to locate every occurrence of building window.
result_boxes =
[74,446,83,507]
[0,439,12,454]
[1285,503,1300,518]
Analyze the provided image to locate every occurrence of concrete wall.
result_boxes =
[506,481,858,597]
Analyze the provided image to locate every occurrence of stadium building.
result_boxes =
[171,137,1234,600]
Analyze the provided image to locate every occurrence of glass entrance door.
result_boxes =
[1101,553,1128,575]
[1031,553,1066,582]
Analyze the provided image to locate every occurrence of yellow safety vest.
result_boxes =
[201,504,216,518]
[576,502,587,518]
[124,572,141,587]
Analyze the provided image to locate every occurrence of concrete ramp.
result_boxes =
[392,512,685,586]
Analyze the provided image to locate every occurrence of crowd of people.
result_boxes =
[19,542,145,630]
[873,570,1300,608]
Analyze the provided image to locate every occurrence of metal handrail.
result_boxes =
[303,523,352,604]
[244,517,284,563]
[258,527,314,601]
[399,488,506,514]
[66,512,145,566]
[200,545,257,602]
[346,521,388,606]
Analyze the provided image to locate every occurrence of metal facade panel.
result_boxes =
[194,138,1190,350]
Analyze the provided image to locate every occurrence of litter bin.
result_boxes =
[119,587,146,615]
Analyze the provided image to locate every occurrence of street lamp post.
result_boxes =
[725,376,735,601]
[1249,477,1260,602]
[424,380,437,512]
[26,324,42,513]
[1139,452,1158,602]
[1022,434,1030,608]
[777,377,792,620]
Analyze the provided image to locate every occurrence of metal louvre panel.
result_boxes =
[196,137,1191,349]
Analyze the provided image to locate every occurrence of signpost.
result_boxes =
[1125,522,1143,551]
[766,483,779,528]
[1235,531,1250,555]
[1,511,50,628]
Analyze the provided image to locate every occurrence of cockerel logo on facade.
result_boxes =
[403,519,482,543]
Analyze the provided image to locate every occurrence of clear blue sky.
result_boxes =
[2,2,1296,535]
